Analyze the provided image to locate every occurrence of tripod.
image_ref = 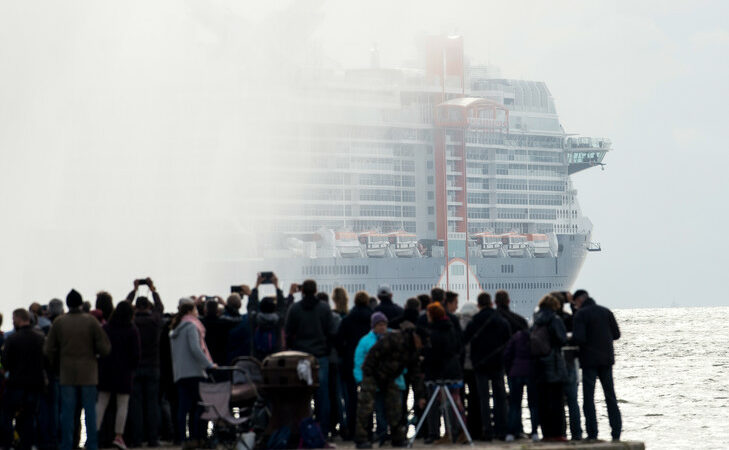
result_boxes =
[408,381,473,448]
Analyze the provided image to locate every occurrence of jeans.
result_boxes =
[176,377,204,442]
[341,369,358,439]
[127,367,161,445]
[564,364,582,439]
[474,371,507,439]
[315,357,330,435]
[0,387,41,450]
[536,382,565,439]
[506,376,539,436]
[582,366,622,440]
[60,385,98,450]
[374,392,387,439]
[37,378,60,450]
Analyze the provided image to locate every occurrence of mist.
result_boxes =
[2,0,728,327]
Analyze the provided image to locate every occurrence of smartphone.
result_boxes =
[136,279,148,286]
[260,271,274,284]
[231,285,243,294]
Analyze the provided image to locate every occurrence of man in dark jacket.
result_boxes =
[126,283,165,448]
[201,298,237,366]
[0,309,46,450]
[573,293,622,442]
[285,279,336,436]
[335,291,373,439]
[494,290,528,334]
[551,291,581,441]
[355,326,426,448]
[463,292,511,441]
[374,285,403,321]
[443,291,464,363]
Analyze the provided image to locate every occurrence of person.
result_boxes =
[96,301,141,450]
[457,302,482,441]
[335,291,373,440]
[45,289,112,450]
[127,287,165,448]
[503,318,539,442]
[247,273,292,318]
[354,324,427,449]
[226,300,252,364]
[443,291,464,362]
[532,294,568,441]
[494,290,528,335]
[353,312,406,444]
[284,279,336,437]
[200,297,237,366]
[29,302,52,334]
[96,291,114,323]
[422,302,465,445]
[252,297,283,361]
[222,289,247,321]
[572,291,622,442]
[329,288,348,439]
[169,297,215,449]
[374,285,403,321]
[463,292,511,441]
[37,299,65,450]
[551,291,581,441]
[389,297,420,330]
[0,309,46,450]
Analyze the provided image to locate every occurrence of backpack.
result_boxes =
[298,417,327,449]
[530,323,552,357]
[254,326,279,356]
[266,425,291,449]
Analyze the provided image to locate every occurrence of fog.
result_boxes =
[1,0,728,326]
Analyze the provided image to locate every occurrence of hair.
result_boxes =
[550,291,567,307]
[171,302,196,329]
[426,302,446,321]
[301,279,317,296]
[405,297,420,311]
[354,291,370,308]
[13,308,31,324]
[204,300,219,318]
[260,297,276,314]
[445,291,458,306]
[494,290,510,307]
[48,299,64,318]
[95,291,114,321]
[0,312,3,327]
[417,294,431,310]
[538,294,561,311]
[332,287,349,314]
[430,287,445,304]
[109,300,134,326]
[573,289,589,301]
[477,292,492,308]
[82,301,92,313]
[135,296,151,310]
[29,302,42,315]
[226,293,242,311]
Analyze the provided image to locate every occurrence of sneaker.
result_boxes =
[505,434,515,442]
[112,437,128,450]
[530,433,539,442]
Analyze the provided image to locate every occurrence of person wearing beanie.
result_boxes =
[353,310,406,445]
[45,289,111,450]
[252,297,282,360]
[374,285,403,322]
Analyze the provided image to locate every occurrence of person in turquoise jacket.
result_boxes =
[353,312,405,443]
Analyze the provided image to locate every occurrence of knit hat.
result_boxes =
[66,289,83,308]
[371,311,388,328]
[427,302,446,321]
[260,297,276,314]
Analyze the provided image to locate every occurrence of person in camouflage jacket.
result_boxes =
[355,327,427,448]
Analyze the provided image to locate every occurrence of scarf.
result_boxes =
[181,314,213,363]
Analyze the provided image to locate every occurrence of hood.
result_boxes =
[169,320,193,340]
[257,312,279,326]
[301,295,319,310]
[533,308,556,326]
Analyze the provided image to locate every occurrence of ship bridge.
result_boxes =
[565,136,611,174]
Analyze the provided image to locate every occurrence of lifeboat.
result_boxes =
[334,231,364,258]
[472,232,504,257]
[526,233,552,257]
[387,231,421,258]
[502,233,529,258]
[358,231,389,258]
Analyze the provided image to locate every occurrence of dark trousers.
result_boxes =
[536,382,565,439]
[564,364,582,439]
[582,366,621,440]
[463,370,482,440]
[127,367,161,446]
[37,378,60,450]
[474,371,507,440]
[176,377,204,442]
[0,387,40,450]
[341,370,358,439]
[506,376,538,436]
[328,362,346,437]
[315,357,331,435]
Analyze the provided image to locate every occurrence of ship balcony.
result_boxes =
[565,136,611,174]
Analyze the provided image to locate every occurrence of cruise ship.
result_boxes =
[216,37,609,318]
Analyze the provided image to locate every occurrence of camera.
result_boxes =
[231,285,243,294]
[260,271,274,284]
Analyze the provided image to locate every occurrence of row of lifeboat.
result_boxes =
[335,231,421,258]
[472,232,554,258]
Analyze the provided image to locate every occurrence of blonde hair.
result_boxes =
[332,287,349,314]
[538,294,561,311]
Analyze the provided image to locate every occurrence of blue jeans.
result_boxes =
[564,364,582,439]
[316,357,331,435]
[582,366,621,440]
[506,376,538,436]
[60,385,98,450]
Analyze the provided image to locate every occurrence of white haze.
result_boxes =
[1,0,728,327]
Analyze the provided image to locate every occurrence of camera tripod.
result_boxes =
[408,380,474,448]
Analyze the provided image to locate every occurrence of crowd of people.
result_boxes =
[0,275,623,450]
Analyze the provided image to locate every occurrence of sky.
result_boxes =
[1,0,728,327]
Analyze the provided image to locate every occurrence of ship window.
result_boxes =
[427,176,434,184]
